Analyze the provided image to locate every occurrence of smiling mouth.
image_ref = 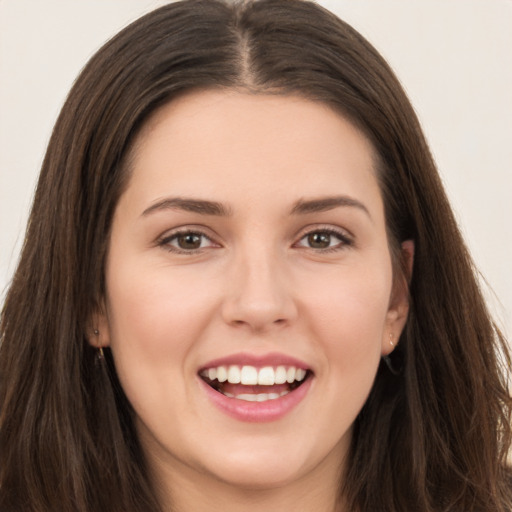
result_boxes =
[199,365,312,402]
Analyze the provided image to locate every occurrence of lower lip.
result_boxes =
[199,376,313,422]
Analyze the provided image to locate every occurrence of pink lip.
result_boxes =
[198,351,311,371]
[198,375,313,422]
[197,352,313,423]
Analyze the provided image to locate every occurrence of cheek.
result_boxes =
[103,265,219,429]
[298,261,392,363]
[104,263,221,408]
[288,262,393,449]
[106,262,214,347]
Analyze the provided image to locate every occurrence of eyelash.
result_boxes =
[157,229,218,254]
[294,226,354,252]
[157,226,353,254]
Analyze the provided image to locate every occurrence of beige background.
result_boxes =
[1,0,511,339]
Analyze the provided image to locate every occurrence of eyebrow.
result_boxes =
[141,195,370,219]
[290,196,371,218]
[142,197,232,217]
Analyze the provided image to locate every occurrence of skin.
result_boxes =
[92,90,411,512]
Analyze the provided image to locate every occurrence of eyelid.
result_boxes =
[155,223,354,254]
[156,225,221,253]
[293,224,354,250]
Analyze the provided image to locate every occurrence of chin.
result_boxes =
[205,455,309,491]
[191,430,346,492]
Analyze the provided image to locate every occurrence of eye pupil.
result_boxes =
[178,233,201,249]
[308,232,330,248]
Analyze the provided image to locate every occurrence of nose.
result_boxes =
[221,247,298,332]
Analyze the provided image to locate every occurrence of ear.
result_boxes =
[86,300,111,349]
[382,239,414,356]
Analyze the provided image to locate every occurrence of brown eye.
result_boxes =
[307,232,332,249]
[160,230,217,253]
[177,233,202,250]
[295,228,352,251]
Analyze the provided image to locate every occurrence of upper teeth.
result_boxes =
[201,365,307,386]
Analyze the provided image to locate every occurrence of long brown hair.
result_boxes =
[1,1,510,510]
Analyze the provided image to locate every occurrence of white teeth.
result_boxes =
[216,366,228,382]
[274,366,287,384]
[240,366,258,385]
[238,393,264,402]
[202,364,308,386]
[236,393,258,402]
[232,390,289,402]
[258,366,275,386]
[296,368,306,381]
[227,365,241,384]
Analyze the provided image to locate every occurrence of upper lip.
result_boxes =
[198,352,311,372]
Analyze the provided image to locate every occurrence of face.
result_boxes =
[94,91,410,497]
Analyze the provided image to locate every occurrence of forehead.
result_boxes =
[136,90,376,158]
[123,90,382,216]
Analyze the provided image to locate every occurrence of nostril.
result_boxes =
[221,268,298,329]
[228,317,288,329]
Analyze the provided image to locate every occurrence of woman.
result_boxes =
[0,0,510,510]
